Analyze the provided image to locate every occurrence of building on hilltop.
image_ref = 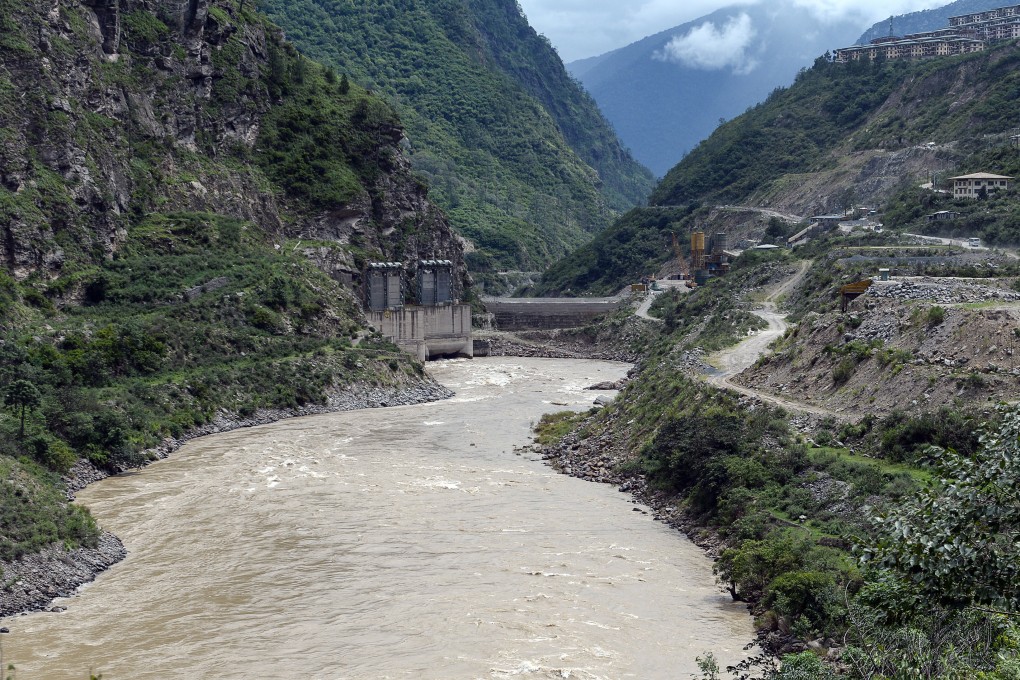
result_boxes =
[835,3,1020,63]
[950,5,1020,40]
[949,173,1012,198]
[835,33,985,62]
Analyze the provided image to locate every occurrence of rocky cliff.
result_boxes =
[0,0,465,292]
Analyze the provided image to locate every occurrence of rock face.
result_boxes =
[0,0,465,293]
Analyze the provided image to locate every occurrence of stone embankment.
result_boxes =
[867,278,1020,304]
[1,378,453,620]
[65,380,453,493]
[0,534,127,618]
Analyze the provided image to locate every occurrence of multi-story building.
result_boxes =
[835,4,1020,63]
[835,34,985,62]
[950,173,1013,198]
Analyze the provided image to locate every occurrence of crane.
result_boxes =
[671,232,694,288]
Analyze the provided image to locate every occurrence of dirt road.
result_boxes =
[703,261,841,418]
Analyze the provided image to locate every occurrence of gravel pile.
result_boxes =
[481,334,637,363]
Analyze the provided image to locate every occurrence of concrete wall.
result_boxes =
[482,297,626,331]
[368,304,473,360]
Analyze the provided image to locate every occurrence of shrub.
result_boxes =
[766,570,839,633]
[716,531,813,601]
[926,305,945,326]
[833,357,855,385]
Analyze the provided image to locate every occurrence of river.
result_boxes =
[3,358,752,679]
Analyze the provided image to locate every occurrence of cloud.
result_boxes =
[516,0,954,62]
[656,13,760,75]
[790,0,945,25]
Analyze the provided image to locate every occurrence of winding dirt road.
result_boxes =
[703,261,841,419]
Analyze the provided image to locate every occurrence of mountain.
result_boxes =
[567,1,867,177]
[0,0,458,581]
[537,44,1020,294]
[857,0,1009,44]
[256,0,654,276]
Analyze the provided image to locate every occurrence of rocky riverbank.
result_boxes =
[0,533,127,618]
[1,377,453,620]
[479,328,644,363]
[533,412,814,657]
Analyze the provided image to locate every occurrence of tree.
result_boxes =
[864,404,1020,615]
[4,379,41,438]
[339,73,350,95]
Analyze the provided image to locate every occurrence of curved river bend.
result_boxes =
[5,358,751,679]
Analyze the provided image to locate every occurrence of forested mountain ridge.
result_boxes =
[1,0,464,284]
[537,45,1020,294]
[0,0,456,587]
[256,0,654,276]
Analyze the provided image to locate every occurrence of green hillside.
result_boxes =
[537,46,1020,294]
[256,0,654,273]
[0,0,456,569]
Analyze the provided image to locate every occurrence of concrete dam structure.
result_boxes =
[482,296,627,331]
[367,304,473,361]
[365,261,473,360]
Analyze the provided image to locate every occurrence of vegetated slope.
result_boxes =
[567,1,865,177]
[256,0,654,275]
[538,45,1020,295]
[0,0,457,580]
[538,251,1020,674]
[857,0,1007,45]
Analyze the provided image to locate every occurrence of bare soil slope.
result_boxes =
[735,278,1020,419]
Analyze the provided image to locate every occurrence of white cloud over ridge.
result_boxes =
[516,0,948,61]
[656,13,760,75]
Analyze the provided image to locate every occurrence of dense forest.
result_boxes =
[256,0,654,275]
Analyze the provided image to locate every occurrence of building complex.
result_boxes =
[835,4,1020,63]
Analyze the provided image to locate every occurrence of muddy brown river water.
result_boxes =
[3,358,752,679]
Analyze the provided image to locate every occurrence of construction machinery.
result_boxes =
[671,232,695,288]
[839,279,873,312]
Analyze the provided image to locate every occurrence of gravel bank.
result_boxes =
[1,378,453,620]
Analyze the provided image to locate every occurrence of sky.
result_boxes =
[516,0,949,62]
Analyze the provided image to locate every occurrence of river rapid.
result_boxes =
[4,357,752,679]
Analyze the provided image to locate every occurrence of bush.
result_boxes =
[766,571,839,632]
[716,531,813,601]
[926,305,945,326]
[833,357,855,385]
[27,435,77,473]
[773,652,838,680]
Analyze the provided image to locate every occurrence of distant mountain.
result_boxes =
[567,1,866,176]
[257,0,654,274]
[857,0,1009,44]
[538,43,1020,294]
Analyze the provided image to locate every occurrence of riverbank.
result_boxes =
[534,412,809,657]
[0,377,453,619]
